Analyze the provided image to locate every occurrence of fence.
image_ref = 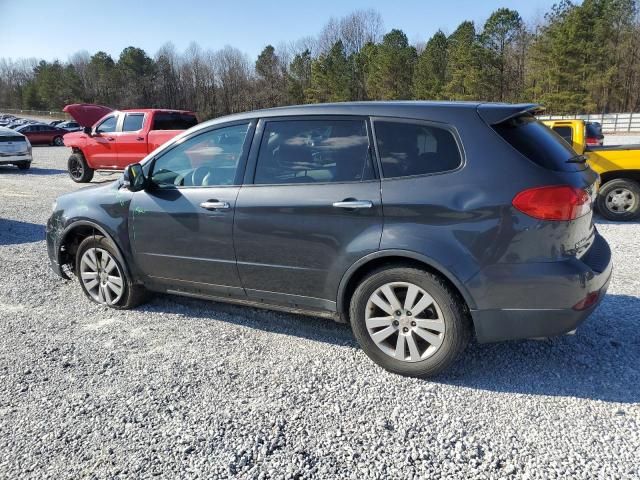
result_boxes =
[538,112,640,133]
[0,108,69,121]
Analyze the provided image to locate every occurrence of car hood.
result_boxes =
[63,104,113,128]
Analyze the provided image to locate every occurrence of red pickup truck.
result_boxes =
[62,104,198,182]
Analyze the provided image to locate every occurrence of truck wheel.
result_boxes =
[17,162,31,170]
[53,136,64,146]
[597,178,640,221]
[349,267,471,377]
[68,153,94,183]
[76,235,150,309]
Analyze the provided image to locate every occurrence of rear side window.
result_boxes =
[374,120,462,178]
[123,114,144,132]
[493,114,584,172]
[152,112,198,130]
[254,119,373,184]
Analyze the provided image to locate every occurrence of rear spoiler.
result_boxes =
[476,103,545,125]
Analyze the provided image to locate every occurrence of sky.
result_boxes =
[0,0,560,61]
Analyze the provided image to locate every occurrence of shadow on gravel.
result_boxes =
[440,293,640,404]
[0,218,45,245]
[0,165,66,175]
[595,217,640,226]
[139,291,639,403]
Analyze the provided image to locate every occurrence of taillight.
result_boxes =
[512,185,591,221]
[585,137,597,145]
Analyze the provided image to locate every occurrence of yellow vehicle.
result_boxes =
[543,119,640,220]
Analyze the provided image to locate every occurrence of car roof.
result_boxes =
[119,109,195,114]
[190,101,541,130]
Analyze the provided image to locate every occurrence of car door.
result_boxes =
[87,114,119,168]
[116,112,148,167]
[129,121,254,298]
[233,116,383,311]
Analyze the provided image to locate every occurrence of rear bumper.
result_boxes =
[469,232,613,343]
[0,152,31,165]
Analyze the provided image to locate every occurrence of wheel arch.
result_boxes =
[599,169,640,185]
[58,220,132,281]
[337,249,476,323]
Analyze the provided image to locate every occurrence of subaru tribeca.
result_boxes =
[46,102,612,377]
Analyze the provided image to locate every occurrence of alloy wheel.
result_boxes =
[605,187,637,214]
[365,281,446,362]
[79,247,124,305]
[69,158,83,180]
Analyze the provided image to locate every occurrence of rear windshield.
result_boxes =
[0,135,25,143]
[152,112,198,131]
[492,114,585,172]
[585,123,601,137]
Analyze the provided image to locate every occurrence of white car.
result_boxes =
[0,126,32,170]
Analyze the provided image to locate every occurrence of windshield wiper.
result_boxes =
[566,154,587,164]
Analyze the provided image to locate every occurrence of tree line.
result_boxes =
[1,0,639,119]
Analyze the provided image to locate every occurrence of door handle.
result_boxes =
[332,200,373,209]
[107,137,115,141]
[200,200,230,210]
[136,136,144,141]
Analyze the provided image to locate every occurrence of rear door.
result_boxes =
[116,112,147,167]
[233,116,382,310]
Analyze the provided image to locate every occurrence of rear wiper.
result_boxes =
[566,154,587,164]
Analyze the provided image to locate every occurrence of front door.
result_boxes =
[87,114,119,168]
[234,117,382,310]
[130,122,253,298]
[116,112,148,167]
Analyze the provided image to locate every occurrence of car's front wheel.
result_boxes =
[76,235,149,309]
[16,162,30,170]
[350,267,470,377]
[596,178,640,221]
[68,153,94,183]
[53,136,64,146]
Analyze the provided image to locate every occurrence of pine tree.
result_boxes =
[366,29,417,99]
[413,30,448,100]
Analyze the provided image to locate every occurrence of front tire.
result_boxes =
[76,235,149,309]
[68,152,94,183]
[596,178,640,221]
[17,162,31,170]
[53,136,64,146]
[350,267,470,377]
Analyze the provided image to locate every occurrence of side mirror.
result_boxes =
[83,126,92,136]
[123,163,146,192]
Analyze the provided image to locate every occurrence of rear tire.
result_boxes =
[17,162,30,170]
[76,235,149,309]
[596,178,640,221]
[350,267,471,377]
[68,152,94,183]
[53,136,64,146]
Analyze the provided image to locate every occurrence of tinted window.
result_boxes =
[493,114,585,172]
[374,121,461,178]
[552,126,573,143]
[254,119,372,185]
[96,116,117,134]
[152,112,198,130]
[123,114,144,132]
[0,135,25,143]
[151,123,249,187]
[586,123,601,137]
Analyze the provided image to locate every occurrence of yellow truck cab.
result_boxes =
[543,119,640,220]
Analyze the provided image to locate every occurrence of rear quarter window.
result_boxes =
[152,113,198,131]
[492,114,585,172]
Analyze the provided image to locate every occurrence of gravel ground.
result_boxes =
[0,146,638,479]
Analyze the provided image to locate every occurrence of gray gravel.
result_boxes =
[1,146,639,479]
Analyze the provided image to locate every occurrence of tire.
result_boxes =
[53,136,64,146]
[75,235,149,309]
[596,178,640,221]
[67,152,94,183]
[350,267,471,377]
[17,162,30,170]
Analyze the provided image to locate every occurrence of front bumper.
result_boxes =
[46,214,69,279]
[469,233,613,343]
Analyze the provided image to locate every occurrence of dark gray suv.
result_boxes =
[46,102,612,377]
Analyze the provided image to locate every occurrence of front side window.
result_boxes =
[254,119,372,185]
[96,116,117,134]
[123,114,144,132]
[150,123,250,187]
[374,120,462,178]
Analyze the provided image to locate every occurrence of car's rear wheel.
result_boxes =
[350,267,470,377]
[53,136,64,146]
[17,162,30,170]
[597,178,640,221]
[68,153,94,183]
[76,235,149,309]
